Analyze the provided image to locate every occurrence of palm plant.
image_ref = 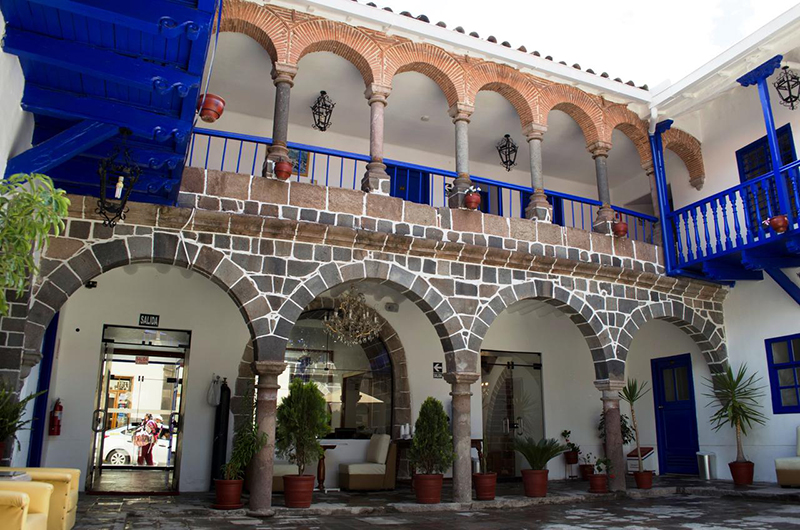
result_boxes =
[619,378,650,472]
[513,437,568,470]
[0,380,45,450]
[222,387,267,480]
[704,364,766,463]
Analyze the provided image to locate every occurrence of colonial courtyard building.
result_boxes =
[0,0,799,515]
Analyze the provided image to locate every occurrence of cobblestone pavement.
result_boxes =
[75,495,800,529]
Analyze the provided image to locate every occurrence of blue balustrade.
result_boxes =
[188,128,658,243]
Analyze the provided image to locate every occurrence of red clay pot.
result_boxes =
[464,192,481,210]
[521,469,548,498]
[633,470,653,489]
[196,94,225,123]
[472,472,497,500]
[283,474,315,508]
[579,464,595,481]
[274,160,293,181]
[414,474,443,504]
[588,473,608,493]
[729,461,755,486]
[768,215,789,233]
[612,220,628,237]
[212,479,244,509]
[564,450,579,465]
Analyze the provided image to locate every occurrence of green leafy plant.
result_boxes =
[595,457,613,474]
[276,378,331,476]
[409,397,453,475]
[0,173,70,315]
[513,437,568,471]
[581,451,595,466]
[704,364,767,463]
[598,410,635,446]
[222,386,268,480]
[0,380,46,449]
[560,429,580,454]
[619,378,650,472]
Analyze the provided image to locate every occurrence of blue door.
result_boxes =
[387,164,430,205]
[651,354,700,474]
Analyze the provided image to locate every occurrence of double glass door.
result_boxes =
[480,351,544,478]
[86,326,190,493]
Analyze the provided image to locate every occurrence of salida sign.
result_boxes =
[139,314,160,327]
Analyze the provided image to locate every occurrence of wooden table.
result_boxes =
[317,443,345,492]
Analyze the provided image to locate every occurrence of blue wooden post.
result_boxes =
[737,55,792,224]
[649,119,676,273]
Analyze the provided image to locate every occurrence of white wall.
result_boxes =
[0,10,34,178]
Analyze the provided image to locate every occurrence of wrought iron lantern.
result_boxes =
[774,66,800,110]
[311,90,335,131]
[96,130,141,227]
[496,133,518,171]
[324,285,382,346]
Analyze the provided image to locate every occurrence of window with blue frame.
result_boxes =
[765,333,800,414]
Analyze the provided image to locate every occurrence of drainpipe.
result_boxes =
[647,109,676,275]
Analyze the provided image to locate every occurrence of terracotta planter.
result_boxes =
[196,94,225,123]
[472,472,497,500]
[521,469,548,498]
[612,220,628,237]
[274,160,293,181]
[588,473,608,493]
[465,192,481,210]
[767,214,789,233]
[283,474,315,508]
[414,474,443,504]
[729,461,754,486]
[564,450,579,465]
[579,464,595,480]
[212,479,243,509]
[633,470,653,489]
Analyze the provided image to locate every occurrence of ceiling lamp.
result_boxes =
[496,133,518,171]
[311,90,335,131]
[96,130,141,227]
[324,285,382,346]
[774,66,800,110]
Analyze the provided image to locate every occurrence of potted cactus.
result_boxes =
[620,378,652,489]
[561,429,580,465]
[589,457,612,493]
[513,437,567,497]
[409,397,454,504]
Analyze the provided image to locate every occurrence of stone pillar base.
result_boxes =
[448,174,472,208]
[525,190,552,221]
[261,145,290,177]
[362,162,390,195]
[444,372,479,503]
[593,205,615,234]
[249,360,286,513]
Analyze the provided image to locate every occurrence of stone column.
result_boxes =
[362,84,392,195]
[443,372,479,503]
[589,141,615,234]
[523,124,551,221]
[595,380,626,492]
[262,63,298,177]
[644,162,663,241]
[248,360,287,515]
[447,103,475,208]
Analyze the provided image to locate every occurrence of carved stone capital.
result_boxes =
[594,379,626,401]
[587,141,612,158]
[365,83,392,106]
[448,102,474,123]
[443,372,480,386]
[271,62,298,87]
[251,360,286,382]
[522,123,547,142]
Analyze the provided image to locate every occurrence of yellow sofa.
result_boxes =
[775,426,800,487]
[0,481,54,530]
[7,468,80,530]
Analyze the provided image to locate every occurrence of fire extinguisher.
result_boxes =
[49,399,63,436]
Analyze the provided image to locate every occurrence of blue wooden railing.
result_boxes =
[188,128,658,243]
[666,158,800,267]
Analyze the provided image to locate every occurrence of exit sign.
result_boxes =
[139,314,160,327]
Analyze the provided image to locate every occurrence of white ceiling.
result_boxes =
[206,33,647,192]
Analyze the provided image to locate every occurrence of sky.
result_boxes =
[374,0,799,88]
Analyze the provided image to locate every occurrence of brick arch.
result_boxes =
[382,42,466,107]
[604,106,653,168]
[617,301,726,374]
[465,62,538,128]
[22,234,269,365]
[663,128,706,190]
[288,19,382,86]
[538,84,605,147]
[468,281,619,381]
[219,0,289,64]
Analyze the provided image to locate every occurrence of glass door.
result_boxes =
[480,351,544,478]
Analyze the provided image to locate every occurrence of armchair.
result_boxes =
[775,426,800,487]
[8,468,80,530]
[339,434,396,491]
[0,481,54,530]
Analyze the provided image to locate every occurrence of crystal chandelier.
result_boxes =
[324,286,382,346]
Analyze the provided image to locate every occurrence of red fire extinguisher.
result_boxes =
[49,399,63,436]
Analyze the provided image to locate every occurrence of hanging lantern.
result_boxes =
[774,66,800,110]
[311,90,335,131]
[96,130,141,227]
[496,133,518,171]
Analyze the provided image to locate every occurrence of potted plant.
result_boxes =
[472,451,497,501]
[589,457,612,493]
[579,452,595,480]
[214,397,268,510]
[598,410,635,450]
[612,213,628,237]
[0,381,45,464]
[513,437,567,497]
[196,93,226,123]
[276,378,331,507]
[704,364,766,486]
[620,378,652,489]
[560,429,580,465]
[763,215,789,233]
[408,397,453,504]
[464,186,482,210]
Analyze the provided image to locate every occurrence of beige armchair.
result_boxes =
[775,426,800,487]
[339,434,396,491]
[8,468,80,530]
[0,481,54,530]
